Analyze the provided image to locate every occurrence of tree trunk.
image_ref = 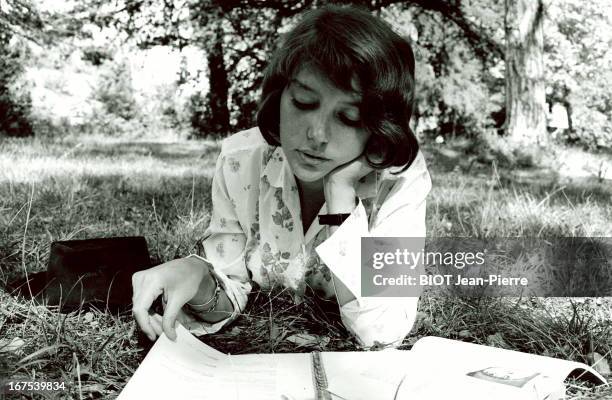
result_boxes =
[504,0,547,145]
[205,19,230,135]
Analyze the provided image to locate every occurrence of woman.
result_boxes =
[132,4,431,347]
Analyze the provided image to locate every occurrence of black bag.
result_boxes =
[8,237,151,312]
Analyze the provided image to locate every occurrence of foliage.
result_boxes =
[107,1,287,136]
[387,5,504,140]
[4,0,612,149]
[81,45,112,66]
[0,0,44,42]
[544,0,612,149]
[187,91,212,138]
[220,6,283,131]
[80,0,507,139]
[0,0,49,137]
[153,82,186,128]
[93,56,138,121]
[0,30,33,137]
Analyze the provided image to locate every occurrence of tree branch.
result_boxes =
[380,0,504,61]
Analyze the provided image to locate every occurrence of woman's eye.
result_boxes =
[291,98,317,110]
[339,113,361,128]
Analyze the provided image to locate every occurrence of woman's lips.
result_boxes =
[296,150,328,166]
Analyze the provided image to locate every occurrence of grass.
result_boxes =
[1,134,611,399]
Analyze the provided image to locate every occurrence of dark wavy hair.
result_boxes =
[256,4,418,172]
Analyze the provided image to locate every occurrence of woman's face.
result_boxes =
[279,66,370,184]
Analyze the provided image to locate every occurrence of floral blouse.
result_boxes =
[186,127,432,346]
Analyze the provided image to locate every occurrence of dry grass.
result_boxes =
[1,135,611,399]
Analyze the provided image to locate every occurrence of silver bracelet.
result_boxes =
[187,273,221,312]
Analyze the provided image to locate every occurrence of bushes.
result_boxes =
[571,103,612,150]
[187,90,236,139]
[94,57,139,121]
[186,91,210,137]
[411,14,505,143]
[84,55,153,137]
[0,32,33,137]
[0,83,33,137]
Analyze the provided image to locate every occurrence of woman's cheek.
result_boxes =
[280,107,304,145]
[338,129,368,160]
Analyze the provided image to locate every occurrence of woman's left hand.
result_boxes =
[323,154,374,214]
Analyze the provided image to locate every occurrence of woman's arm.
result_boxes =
[181,146,253,333]
[317,151,432,346]
[181,256,234,324]
[325,198,427,347]
[323,180,358,306]
[132,143,252,340]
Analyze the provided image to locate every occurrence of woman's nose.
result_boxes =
[306,113,329,146]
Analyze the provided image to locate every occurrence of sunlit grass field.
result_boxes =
[1,135,611,399]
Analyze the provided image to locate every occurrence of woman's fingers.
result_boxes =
[326,153,374,186]
[149,313,164,337]
[132,294,158,341]
[132,260,202,341]
[162,296,181,341]
[132,273,163,341]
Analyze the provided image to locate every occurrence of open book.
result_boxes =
[117,324,606,400]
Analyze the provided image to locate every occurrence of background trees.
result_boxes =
[0,0,43,137]
[83,0,507,138]
[544,0,612,149]
[1,0,610,152]
[504,0,546,145]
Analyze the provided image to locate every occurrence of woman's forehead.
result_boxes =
[291,65,362,100]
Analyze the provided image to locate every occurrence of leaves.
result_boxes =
[285,333,330,349]
[544,0,612,147]
[0,337,25,354]
[486,332,509,349]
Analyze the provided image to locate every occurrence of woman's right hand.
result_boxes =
[131,257,210,342]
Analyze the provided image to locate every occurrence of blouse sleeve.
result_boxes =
[315,151,431,347]
[185,149,252,336]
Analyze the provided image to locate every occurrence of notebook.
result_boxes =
[117,324,606,400]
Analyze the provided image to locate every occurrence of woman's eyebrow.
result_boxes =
[290,78,362,106]
[290,78,316,93]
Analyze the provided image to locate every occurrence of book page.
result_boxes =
[395,336,607,400]
[230,353,312,400]
[118,324,417,400]
[323,349,415,400]
[410,336,606,384]
[117,324,282,400]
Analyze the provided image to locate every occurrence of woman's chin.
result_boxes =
[291,166,327,183]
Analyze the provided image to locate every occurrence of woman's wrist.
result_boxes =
[187,273,220,311]
[183,257,216,306]
[324,180,357,214]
